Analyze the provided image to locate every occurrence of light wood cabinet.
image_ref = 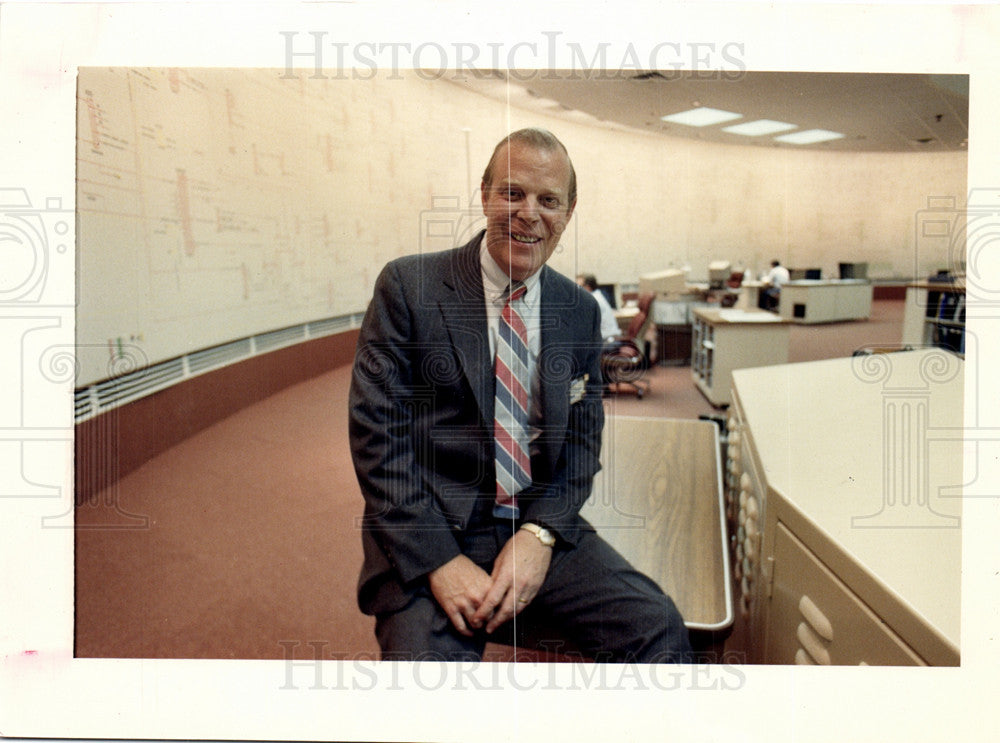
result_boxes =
[767,524,924,666]
[726,349,962,665]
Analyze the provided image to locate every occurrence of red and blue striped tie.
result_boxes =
[494,282,531,519]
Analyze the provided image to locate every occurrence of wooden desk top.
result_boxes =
[693,307,790,325]
[784,279,872,287]
[580,417,733,631]
[908,279,966,292]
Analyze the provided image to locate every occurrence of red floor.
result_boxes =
[75,301,905,659]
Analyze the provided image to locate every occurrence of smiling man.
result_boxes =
[480,131,576,281]
[348,128,691,662]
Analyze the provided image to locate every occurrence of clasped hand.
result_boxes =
[427,529,552,636]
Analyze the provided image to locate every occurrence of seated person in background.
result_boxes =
[761,259,790,311]
[349,127,691,663]
[576,273,621,344]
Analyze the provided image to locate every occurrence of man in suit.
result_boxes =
[349,128,691,662]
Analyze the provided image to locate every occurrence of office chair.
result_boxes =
[601,292,656,398]
[720,271,744,308]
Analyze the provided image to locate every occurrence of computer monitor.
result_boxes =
[789,268,822,280]
[839,262,868,280]
[596,283,617,309]
[638,269,687,297]
[707,260,732,289]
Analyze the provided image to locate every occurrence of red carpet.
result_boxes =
[75,301,905,659]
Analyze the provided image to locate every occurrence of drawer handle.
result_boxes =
[798,594,834,641]
[797,622,831,666]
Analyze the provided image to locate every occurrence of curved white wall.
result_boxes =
[76,69,967,385]
[477,94,967,285]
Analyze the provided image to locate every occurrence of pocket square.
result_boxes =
[569,373,589,405]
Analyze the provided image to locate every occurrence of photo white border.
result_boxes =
[2,1,999,741]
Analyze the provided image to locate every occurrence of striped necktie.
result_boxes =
[493,282,531,519]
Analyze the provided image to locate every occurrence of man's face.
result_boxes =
[481,141,576,281]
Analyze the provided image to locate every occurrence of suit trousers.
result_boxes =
[375,520,693,663]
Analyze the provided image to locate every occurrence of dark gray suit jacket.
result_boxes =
[349,231,605,615]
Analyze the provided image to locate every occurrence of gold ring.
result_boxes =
[517,598,529,604]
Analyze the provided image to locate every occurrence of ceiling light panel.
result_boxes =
[774,129,845,145]
[723,119,798,136]
[661,107,743,127]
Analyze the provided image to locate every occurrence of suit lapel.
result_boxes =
[435,239,582,463]
[537,266,574,465]
[437,233,493,422]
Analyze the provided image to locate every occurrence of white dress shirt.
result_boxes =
[480,243,543,440]
[591,287,621,341]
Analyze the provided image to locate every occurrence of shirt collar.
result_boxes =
[480,240,542,304]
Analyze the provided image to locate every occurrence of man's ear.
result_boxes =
[480,180,488,212]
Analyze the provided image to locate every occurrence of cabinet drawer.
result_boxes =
[765,523,924,666]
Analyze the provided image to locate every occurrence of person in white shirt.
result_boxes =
[576,274,621,343]
[763,260,790,311]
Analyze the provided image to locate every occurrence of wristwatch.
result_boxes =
[520,522,556,547]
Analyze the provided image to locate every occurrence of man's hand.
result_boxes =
[472,529,553,634]
[427,555,494,636]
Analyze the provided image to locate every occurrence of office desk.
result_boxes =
[778,279,873,323]
[727,350,962,665]
[581,417,733,631]
[691,308,791,407]
[651,295,710,365]
[735,280,764,310]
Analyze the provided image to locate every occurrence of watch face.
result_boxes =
[522,522,555,546]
